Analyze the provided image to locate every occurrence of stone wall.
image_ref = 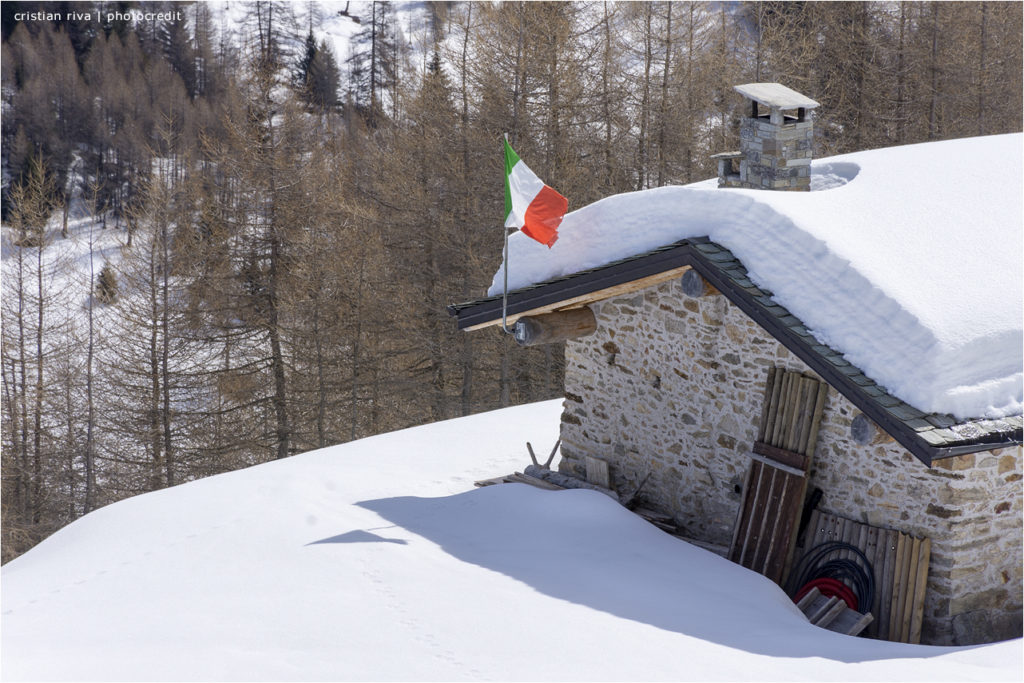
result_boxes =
[559,276,1022,645]
[737,116,813,191]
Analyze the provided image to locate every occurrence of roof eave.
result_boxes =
[448,239,1022,465]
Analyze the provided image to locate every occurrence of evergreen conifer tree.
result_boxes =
[95,263,118,304]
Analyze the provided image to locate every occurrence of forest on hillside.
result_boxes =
[2,0,1021,562]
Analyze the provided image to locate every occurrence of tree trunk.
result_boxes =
[15,253,29,520]
[267,234,290,460]
[148,225,163,490]
[314,303,327,449]
[638,4,653,191]
[656,2,672,188]
[978,2,987,136]
[896,2,907,144]
[684,3,695,183]
[61,195,70,239]
[84,217,96,512]
[160,219,174,484]
[458,4,474,417]
[511,4,525,141]
[261,99,292,462]
[928,4,940,140]
[350,247,366,441]
[602,1,614,190]
[33,232,45,523]
[370,1,378,125]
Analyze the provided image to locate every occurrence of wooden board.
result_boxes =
[474,476,509,487]
[474,472,563,491]
[900,536,921,642]
[729,368,828,585]
[585,456,611,488]
[793,511,930,644]
[878,528,898,641]
[909,538,931,643]
[862,525,881,638]
[797,587,874,636]
[826,608,874,637]
[796,585,822,612]
[816,599,848,628]
[889,532,908,639]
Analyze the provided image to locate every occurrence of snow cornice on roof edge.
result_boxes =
[447,238,1023,465]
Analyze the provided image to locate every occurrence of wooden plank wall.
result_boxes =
[729,367,828,585]
[799,510,931,643]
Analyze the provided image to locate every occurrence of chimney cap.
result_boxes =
[734,82,820,110]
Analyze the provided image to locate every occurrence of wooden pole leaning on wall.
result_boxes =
[513,307,597,347]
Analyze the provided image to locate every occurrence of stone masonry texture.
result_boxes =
[737,117,813,191]
[559,276,1022,645]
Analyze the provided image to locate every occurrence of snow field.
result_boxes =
[2,401,1020,681]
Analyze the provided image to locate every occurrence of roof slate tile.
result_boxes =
[906,418,938,432]
[704,250,738,263]
[926,414,958,429]
[886,403,927,420]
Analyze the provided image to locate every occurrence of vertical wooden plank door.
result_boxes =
[729,367,828,585]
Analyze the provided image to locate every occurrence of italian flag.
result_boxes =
[504,138,568,248]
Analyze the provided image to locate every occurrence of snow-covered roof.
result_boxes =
[479,134,1023,423]
[734,82,820,109]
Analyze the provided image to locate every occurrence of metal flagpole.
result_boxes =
[502,133,513,334]
[502,229,512,334]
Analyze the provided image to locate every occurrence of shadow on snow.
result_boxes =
[307,529,408,545]
[355,484,958,663]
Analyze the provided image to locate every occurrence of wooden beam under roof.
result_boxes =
[462,264,692,331]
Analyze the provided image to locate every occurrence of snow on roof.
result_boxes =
[734,82,821,109]
[489,134,1024,421]
[3,400,1021,680]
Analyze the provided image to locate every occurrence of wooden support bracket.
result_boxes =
[751,441,809,472]
[514,308,597,347]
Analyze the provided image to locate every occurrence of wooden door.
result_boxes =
[729,367,828,585]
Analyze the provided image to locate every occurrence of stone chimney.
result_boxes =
[712,82,819,191]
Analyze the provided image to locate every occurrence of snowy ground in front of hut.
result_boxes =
[2,400,1020,682]
[490,134,1023,421]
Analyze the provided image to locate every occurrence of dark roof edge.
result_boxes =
[684,248,1022,466]
[448,239,1023,464]
[447,241,697,330]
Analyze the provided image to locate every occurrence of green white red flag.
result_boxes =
[503,138,567,248]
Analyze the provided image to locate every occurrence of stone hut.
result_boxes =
[448,99,1022,646]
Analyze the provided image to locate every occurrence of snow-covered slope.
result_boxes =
[490,135,1024,421]
[2,401,1020,681]
[208,0,432,76]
